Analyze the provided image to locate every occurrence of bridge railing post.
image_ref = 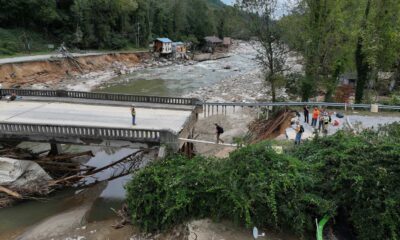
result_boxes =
[159,131,179,152]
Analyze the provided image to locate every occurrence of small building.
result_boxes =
[172,42,187,59]
[153,38,173,54]
[204,36,223,46]
[339,73,357,87]
[223,37,232,47]
[203,36,223,53]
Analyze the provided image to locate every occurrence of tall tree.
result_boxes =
[354,0,371,103]
[236,0,287,102]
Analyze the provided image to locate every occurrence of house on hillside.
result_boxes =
[172,42,187,59]
[223,37,232,47]
[203,36,223,53]
[153,38,173,55]
[339,71,395,92]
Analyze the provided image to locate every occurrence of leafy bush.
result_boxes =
[0,28,53,56]
[0,47,15,55]
[217,143,332,235]
[126,123,400,239]
[126,143,330,235]
[126,155,220,232]
[291,125,400,240]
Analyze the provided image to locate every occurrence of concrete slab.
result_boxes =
[0,101,192,133]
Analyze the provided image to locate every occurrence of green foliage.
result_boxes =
[0,28,52,56]
[127,123,400,240]
[220,143,331,234]
[291,125,400,240]
[126,155,220,232]
[126,143,331,236]
[279,0,400,102]
[285,73,304,98]
[0,0,249,52]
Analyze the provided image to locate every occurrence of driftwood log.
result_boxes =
[0,144,147,208]
[49,150,144,187]
[111,204,131,229]
[0,186,22,199]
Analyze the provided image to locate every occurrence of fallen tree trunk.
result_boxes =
[49,150,144,187]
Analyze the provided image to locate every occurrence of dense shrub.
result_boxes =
[126,155,220,232]
[216,143,332,235]
[126,123,400,239]
[126,143,330,235]
[291,126,400,240]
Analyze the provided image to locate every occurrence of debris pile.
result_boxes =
[247,108,295,143]
[0,144,145,208]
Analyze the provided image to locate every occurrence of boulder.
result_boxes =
[0,157,52,191]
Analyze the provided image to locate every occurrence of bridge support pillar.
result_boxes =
[49,143,62,155]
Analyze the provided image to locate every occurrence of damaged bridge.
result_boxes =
[0,89,202,154]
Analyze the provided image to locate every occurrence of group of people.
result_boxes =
[304,106,332,133]
[294,105,333,145]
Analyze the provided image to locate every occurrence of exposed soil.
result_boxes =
[193,108,256,158]
[0,52,150,89]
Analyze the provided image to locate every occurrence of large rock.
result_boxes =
[0,157,52,191]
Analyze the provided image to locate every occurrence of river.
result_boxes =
[95,42,258,96]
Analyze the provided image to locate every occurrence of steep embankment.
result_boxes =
[0,52,150,89]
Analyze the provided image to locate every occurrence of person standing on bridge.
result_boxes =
[215,123,224,144]
[131,105,136,126]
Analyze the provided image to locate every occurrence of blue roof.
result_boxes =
[156,38,172,43]
[172,42,184,46]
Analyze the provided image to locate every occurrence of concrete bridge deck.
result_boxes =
[0,99,197,150]
[0,101,192,131]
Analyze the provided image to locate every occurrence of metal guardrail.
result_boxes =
[1,88,399,110]
[0,89,198,106]
[0,122,178,144]
[202,101,400,111]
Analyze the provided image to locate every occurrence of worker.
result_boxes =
[323,113,330,136]
[303,105,309,124]
[131,105,136,126]
[215,123,224,144]
[311,107,320,127]
[7,92,17,102]
[318,109,325,131]
[294,121,304,145]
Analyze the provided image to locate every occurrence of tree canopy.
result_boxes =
[0,0,250,50]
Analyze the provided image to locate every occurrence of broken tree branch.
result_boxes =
[0,186,22,199]
[49,150,144,186]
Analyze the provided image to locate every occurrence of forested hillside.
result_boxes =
[277,0,400,102]
[0,0,249,54]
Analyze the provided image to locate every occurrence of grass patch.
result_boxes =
[0,28,56,57]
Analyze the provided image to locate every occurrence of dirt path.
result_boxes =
[0,51,145,65]
[193,108,257,158]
